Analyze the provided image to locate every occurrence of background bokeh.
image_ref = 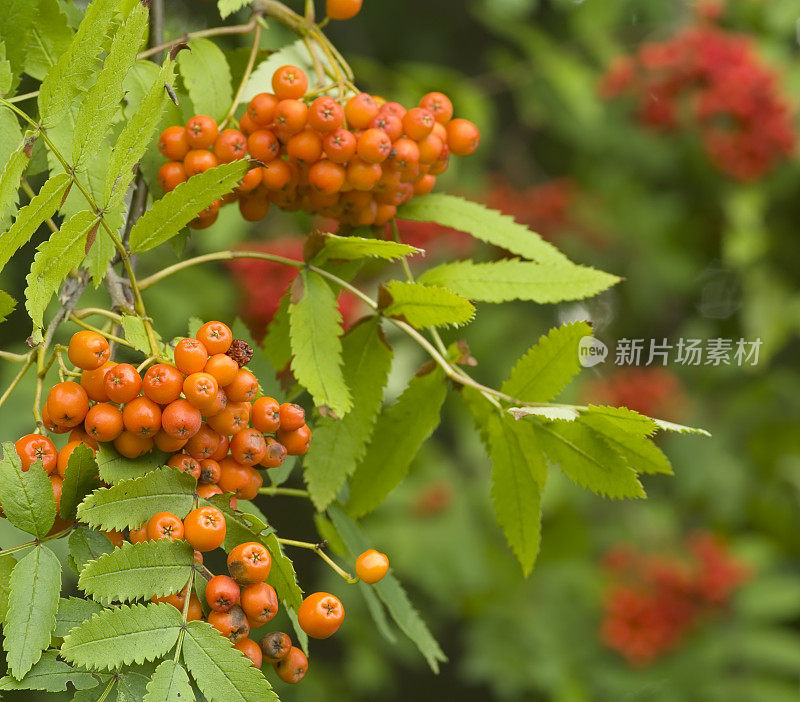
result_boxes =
[1,0,800,699]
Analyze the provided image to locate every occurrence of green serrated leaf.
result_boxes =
[652,417,712,436]
[182,621,278,702]
[0,649,97,691]
[54,597,104,637]
[382,280,475,328]
[129,160,247,253]
[398,193,571,265]
[218,0,251,19]
[485,412,546,575]
[502,321,592,402]
[0,173,71,275]
[73,3,148,166]
[177,38,232,123]
[38,0,120,127]
[25,210,99,327]
[105,58,175,210]
[0,441,56,537]
[418,258,620,303]
[579,407,672,476]
[346,367,447,518]
[143,659,195,702]
[68,527,114,574]
[0,129,33,232]
[289,269,352,415]
[60,442,101,520]
[0,289,16,323]
[0,553,16,623]
[23,0,73,81]
[96,443,168,484]
[533,419,645,499]
[304,318,393,511]
[0,0,36,89]
[77,466,196,531]
[328,505,447,672]
[61,602,183,671]
[79,539,194,605]
[311,233,420,265]
[4,545,61,679]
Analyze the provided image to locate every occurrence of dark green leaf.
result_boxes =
[54,597,104,637]
[347,367,447,518]
[4,545,61,679]
[68,526,114,574]
[60,442,101,520]
[304,318,393,510]
[0,649,97,691]
[95,443,168,484]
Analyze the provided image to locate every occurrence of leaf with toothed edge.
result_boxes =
[143,659,195,702]
[0,442,56,538]
[381,280,475,329]
[77,466,196,531]
[78,539,195,605]
[59,442,100,520]
[60,603,183,671]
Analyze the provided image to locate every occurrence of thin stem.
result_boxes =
[6,91,38,104]
[0,524,75,557]
[68,315,134,349]
[0,350,31,362]
[150,0,165,63]
[137,21,257,60]
[220,21,263,129]
[302,35,326,87]
[173,570,196,663]
[0,356,34,411]
[136,356,157,373]
[72,307,124,324]
[258,486,311,498]
[277,538,359,583]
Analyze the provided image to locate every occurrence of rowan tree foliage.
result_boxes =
[0,0,707,699]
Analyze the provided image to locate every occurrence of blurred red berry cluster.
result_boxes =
[600,19,795,180]
[226,239,360,340]
[582,367,687,419]
[487,177,575,240]
[601,532,749,666]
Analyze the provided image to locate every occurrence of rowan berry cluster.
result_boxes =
[600,533,748,666]
[157,64,480,228]
[11,322,392,684]
[600,20,795,180]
